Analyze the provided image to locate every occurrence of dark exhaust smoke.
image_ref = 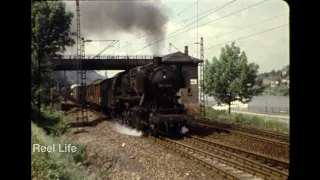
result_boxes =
[67,1,169,55]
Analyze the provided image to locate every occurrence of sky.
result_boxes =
[63,0,289,78]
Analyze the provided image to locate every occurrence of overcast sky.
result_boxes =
[64,0,289,77]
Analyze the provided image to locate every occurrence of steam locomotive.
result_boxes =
[72,57,194,136]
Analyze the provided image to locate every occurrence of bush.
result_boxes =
[31,106,69,136]
[31,123,88,180]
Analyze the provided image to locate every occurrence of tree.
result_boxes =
[31,0,75,108]
[255,77,263,86]
[204,42,264,114]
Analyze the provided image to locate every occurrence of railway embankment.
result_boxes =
[31,107,88,180]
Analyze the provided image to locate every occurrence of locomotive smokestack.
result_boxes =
[184,46,188,55]
[153,57,162,66]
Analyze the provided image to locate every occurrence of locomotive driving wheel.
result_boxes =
[130,111,138,130]
[134,115,141,131]
[152,125,159,138]
[149,112,159,137]
[123,110,132,127]
[123,111,128,126]
[116,113,123,124]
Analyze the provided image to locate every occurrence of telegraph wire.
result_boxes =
[204,23,289,50]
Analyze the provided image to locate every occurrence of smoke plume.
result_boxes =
[66,1,169,55]
[113,122,142,137]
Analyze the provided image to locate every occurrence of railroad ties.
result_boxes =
[149,135,289,180]
[148,116,290,180]
[194,118,289,143]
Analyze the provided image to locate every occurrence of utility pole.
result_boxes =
[64,70,67,101]
[75,0,88,130]
[199,37,205,118]
[126,41,128,55]
[197,0,198,60]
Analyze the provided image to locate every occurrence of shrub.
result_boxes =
[31,123,88,180]
[31,106,69,136]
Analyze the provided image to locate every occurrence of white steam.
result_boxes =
[181,126,189,134]
[113,122,142,137]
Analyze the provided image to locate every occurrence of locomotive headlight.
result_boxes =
[163,75,166,79]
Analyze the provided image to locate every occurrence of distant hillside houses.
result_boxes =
[262,77,289,87]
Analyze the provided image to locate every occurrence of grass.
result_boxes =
[31,105,94,179]
[203,107,289,133]
[31,122,89,180]
[31,106,69,136]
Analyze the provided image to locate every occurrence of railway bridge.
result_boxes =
[51,55,154,71]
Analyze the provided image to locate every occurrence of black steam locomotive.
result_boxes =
[72,57,194,136]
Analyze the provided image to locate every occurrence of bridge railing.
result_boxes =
[53,54,154,60]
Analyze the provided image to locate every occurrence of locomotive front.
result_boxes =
[144,57,194,136]
[112,56,194,136]
[148,57,184,97]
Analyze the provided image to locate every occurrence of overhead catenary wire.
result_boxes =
[138,0,200,39]
[161,0,237,45]
[185,11,289,47]
[133,0,238,54]
[204,23,289,50]
[170,0,238,28]
[133,0,268,55]
[167,0,270,41]
[179,14,192,31]
[121,0,199,54]
[92,40,119,59]
[179,0,238,37]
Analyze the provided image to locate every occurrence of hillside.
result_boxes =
[53,70,105,86]
[256,65,290,96]
[258,65,289,79]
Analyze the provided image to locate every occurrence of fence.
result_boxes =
[232,105,289,115]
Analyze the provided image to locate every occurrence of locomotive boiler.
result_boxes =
[112,57,194,136]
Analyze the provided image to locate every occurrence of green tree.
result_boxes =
[204,42,264,114]
[255,77,263,86]
[31,0,75,108]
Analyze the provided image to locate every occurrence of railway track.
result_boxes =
[149,136,288,180]
[191,121,289,149]
[184,135,289,175]
[194,118,289,143]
